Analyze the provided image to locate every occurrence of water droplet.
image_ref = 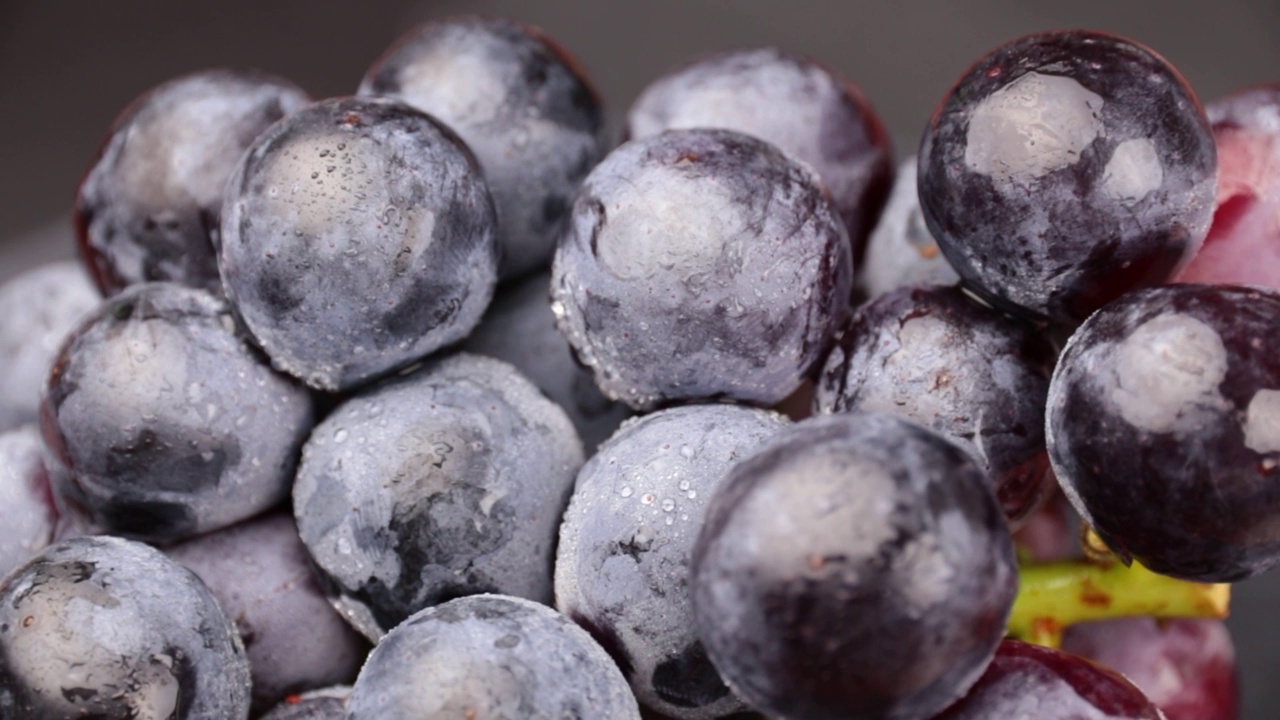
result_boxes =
[337,537,351,555]
[619,486,634,498]
[661,498,676,512]
[200,450,214,462]
[678,479,691,491]
[334,429,349,444]
[680,445,695,459]
[664,516,675,526]
[687,490,697,500]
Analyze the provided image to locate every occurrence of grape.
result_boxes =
[461,269,632,451]
[359,16,605,281]
[0,426,59,580]
[1062,618,1239,720]
[858,156,960,298]
[816,284,1056,525]
[75,69,309,295]
[0,261,99,432]
[555,404,789,718]
[1047,283,1280,581]
[293,353,583,641]
[918,29,1217,324]
[0,536,250,718]
[932,639,1164,719]
[551,128,853,410]
[217,96,498,391]
[40,282,315,543]
[345,594,640,719]
[1177,84,1280,290]
[691,413,1016,720]
[626,46,893,255]
[165,511,369,714]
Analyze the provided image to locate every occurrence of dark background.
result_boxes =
[3,1,1278,716]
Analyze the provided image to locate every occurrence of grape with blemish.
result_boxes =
[0,536,250,719]
[293,353,583,641]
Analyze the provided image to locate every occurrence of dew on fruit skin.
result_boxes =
[619,485,634,498]
[661,498,676,512]
[334,428,349,444]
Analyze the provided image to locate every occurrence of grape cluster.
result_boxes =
[1,16,1274,720]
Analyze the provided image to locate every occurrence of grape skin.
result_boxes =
[919,30,1217,325]
[691,413,1016,720]
[1047,283,1280,581]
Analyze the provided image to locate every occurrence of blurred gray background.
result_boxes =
[2,1,1278,716]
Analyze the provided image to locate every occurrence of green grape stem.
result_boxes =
[1008,558,1231,648]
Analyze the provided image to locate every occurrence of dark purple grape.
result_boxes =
[75,69,310,295]
[293,353,583,641]
[0,536,250,718]
[40,282,315,543]
[218,96,498,391]
[0,426,59,579]
[858,156,960,298]
[932,640,1163,719]
[691,413,1016,720]
[165,511,369,714]
[555,404,789,719]
[346,594,640,719]
[816,284,1056,525]
[461,269,632,451]
[359,15,604,281]
[552,128,853,410]
[1062,618,1239,720]
[1047,283,1280,581]
[918,30,1217,324]
[0,261,100,432]
[1177,84,1280,290]
[626,46,893,255]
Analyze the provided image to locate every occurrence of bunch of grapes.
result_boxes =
[1,16,1275,720]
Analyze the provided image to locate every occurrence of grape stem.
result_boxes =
[1007,559,1230,648]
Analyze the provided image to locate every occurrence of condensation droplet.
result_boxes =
[334,428,349,444]
[619,486,634,498]
[661,498,676,512]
